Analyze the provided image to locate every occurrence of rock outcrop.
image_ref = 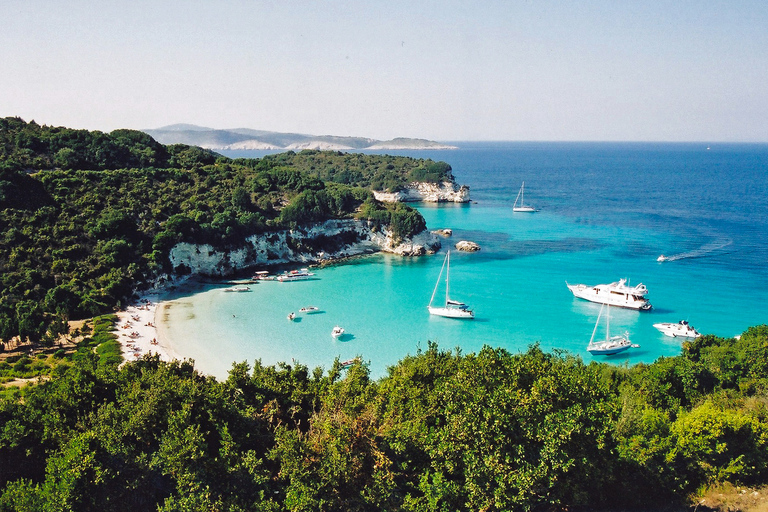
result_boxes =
[373,181,470,203]
[455,240,481,252]
[432,228,453,237]
[168,219,441,277]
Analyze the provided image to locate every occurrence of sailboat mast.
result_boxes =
[429,251,449,307]
[445,251,450,306]
[521,181,524,206]
[589,303,604,345]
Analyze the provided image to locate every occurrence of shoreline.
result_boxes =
[114,295,181,364]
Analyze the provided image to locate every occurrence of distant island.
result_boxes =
[144,124,458,151]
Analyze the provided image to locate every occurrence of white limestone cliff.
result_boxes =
[168,219,441,277]
[373,181,470,203]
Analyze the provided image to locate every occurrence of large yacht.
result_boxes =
[566,278,652,310]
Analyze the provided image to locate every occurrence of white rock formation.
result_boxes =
[168,219,441,276]
[373,181,470,203]
[455,240,481,252]
[225,139,281,150]
[284,141,356,150]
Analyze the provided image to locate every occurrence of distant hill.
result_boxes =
[144,125,458,151]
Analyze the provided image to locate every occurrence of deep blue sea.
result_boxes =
[159,142,768,379]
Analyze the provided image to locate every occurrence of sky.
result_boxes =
[1,0,767,142]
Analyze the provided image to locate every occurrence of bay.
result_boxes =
[159,142,768,379]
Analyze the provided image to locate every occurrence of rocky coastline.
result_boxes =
[167,219,441,277]
[373,181,470,203]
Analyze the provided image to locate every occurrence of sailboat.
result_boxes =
[586,304,638,355]
[428,251,474,319]
[513,181,537,212]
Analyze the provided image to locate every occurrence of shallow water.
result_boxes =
[161,143,768,379]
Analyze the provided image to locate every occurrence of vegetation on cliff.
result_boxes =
[1,327,766,511]
[0,118,437,347]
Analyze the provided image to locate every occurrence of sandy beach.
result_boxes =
[114,295,180,363]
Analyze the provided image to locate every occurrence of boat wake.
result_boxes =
[658,237,732,262]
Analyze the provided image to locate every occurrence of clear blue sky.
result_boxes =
[2,0,767,141]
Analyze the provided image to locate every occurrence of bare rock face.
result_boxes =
[167,220,442,276]
[373,181,470,203]
[455,240,481,252]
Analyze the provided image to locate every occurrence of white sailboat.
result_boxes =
[513,181,537,212]
[428,251,474,319]
[587,304,637,355]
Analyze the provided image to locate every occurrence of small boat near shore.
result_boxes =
[287,312,296,321]
[587,304,639,356]
[566,278,651,310]
[340,357,361,368]
[223,286,251,292]
[299,306,319,314]
[653,320,701,338]
[332,326,345,338]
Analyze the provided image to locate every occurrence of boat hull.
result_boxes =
[513,206,537,213]
[428,306,475,319]
[588,336,632,355]
[567,283,651,310]
[653,322,701,338]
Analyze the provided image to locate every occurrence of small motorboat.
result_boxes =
[299,306,319,314]
[657,255,667,262]
[223,285,251,292]
[287,312,296,321]
[340,357,361,368]
[653,320,701,338]
[331,326,344,338]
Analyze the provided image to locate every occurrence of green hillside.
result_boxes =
[0,118,430,345]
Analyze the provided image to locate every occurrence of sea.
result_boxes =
[157,142,768,380]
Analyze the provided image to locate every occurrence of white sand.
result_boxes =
[114,295,180,363]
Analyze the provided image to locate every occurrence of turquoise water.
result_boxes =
[161,143,768,379]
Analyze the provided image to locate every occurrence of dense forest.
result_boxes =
[0,118,434,345]
[0,327,766,511]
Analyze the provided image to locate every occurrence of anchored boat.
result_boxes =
[566,278,651,310]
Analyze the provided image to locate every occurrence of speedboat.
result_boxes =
[657,255,667,262]
[653,320,701,338]
[287,312,296,321]
[566,278,651,310]
[277,269,315,282]
[299,306,319,314]
[331,326,345,338]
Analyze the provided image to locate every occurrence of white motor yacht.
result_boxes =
[331,326,345,338]
[653,320,701,338]
[566,278,651,310]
